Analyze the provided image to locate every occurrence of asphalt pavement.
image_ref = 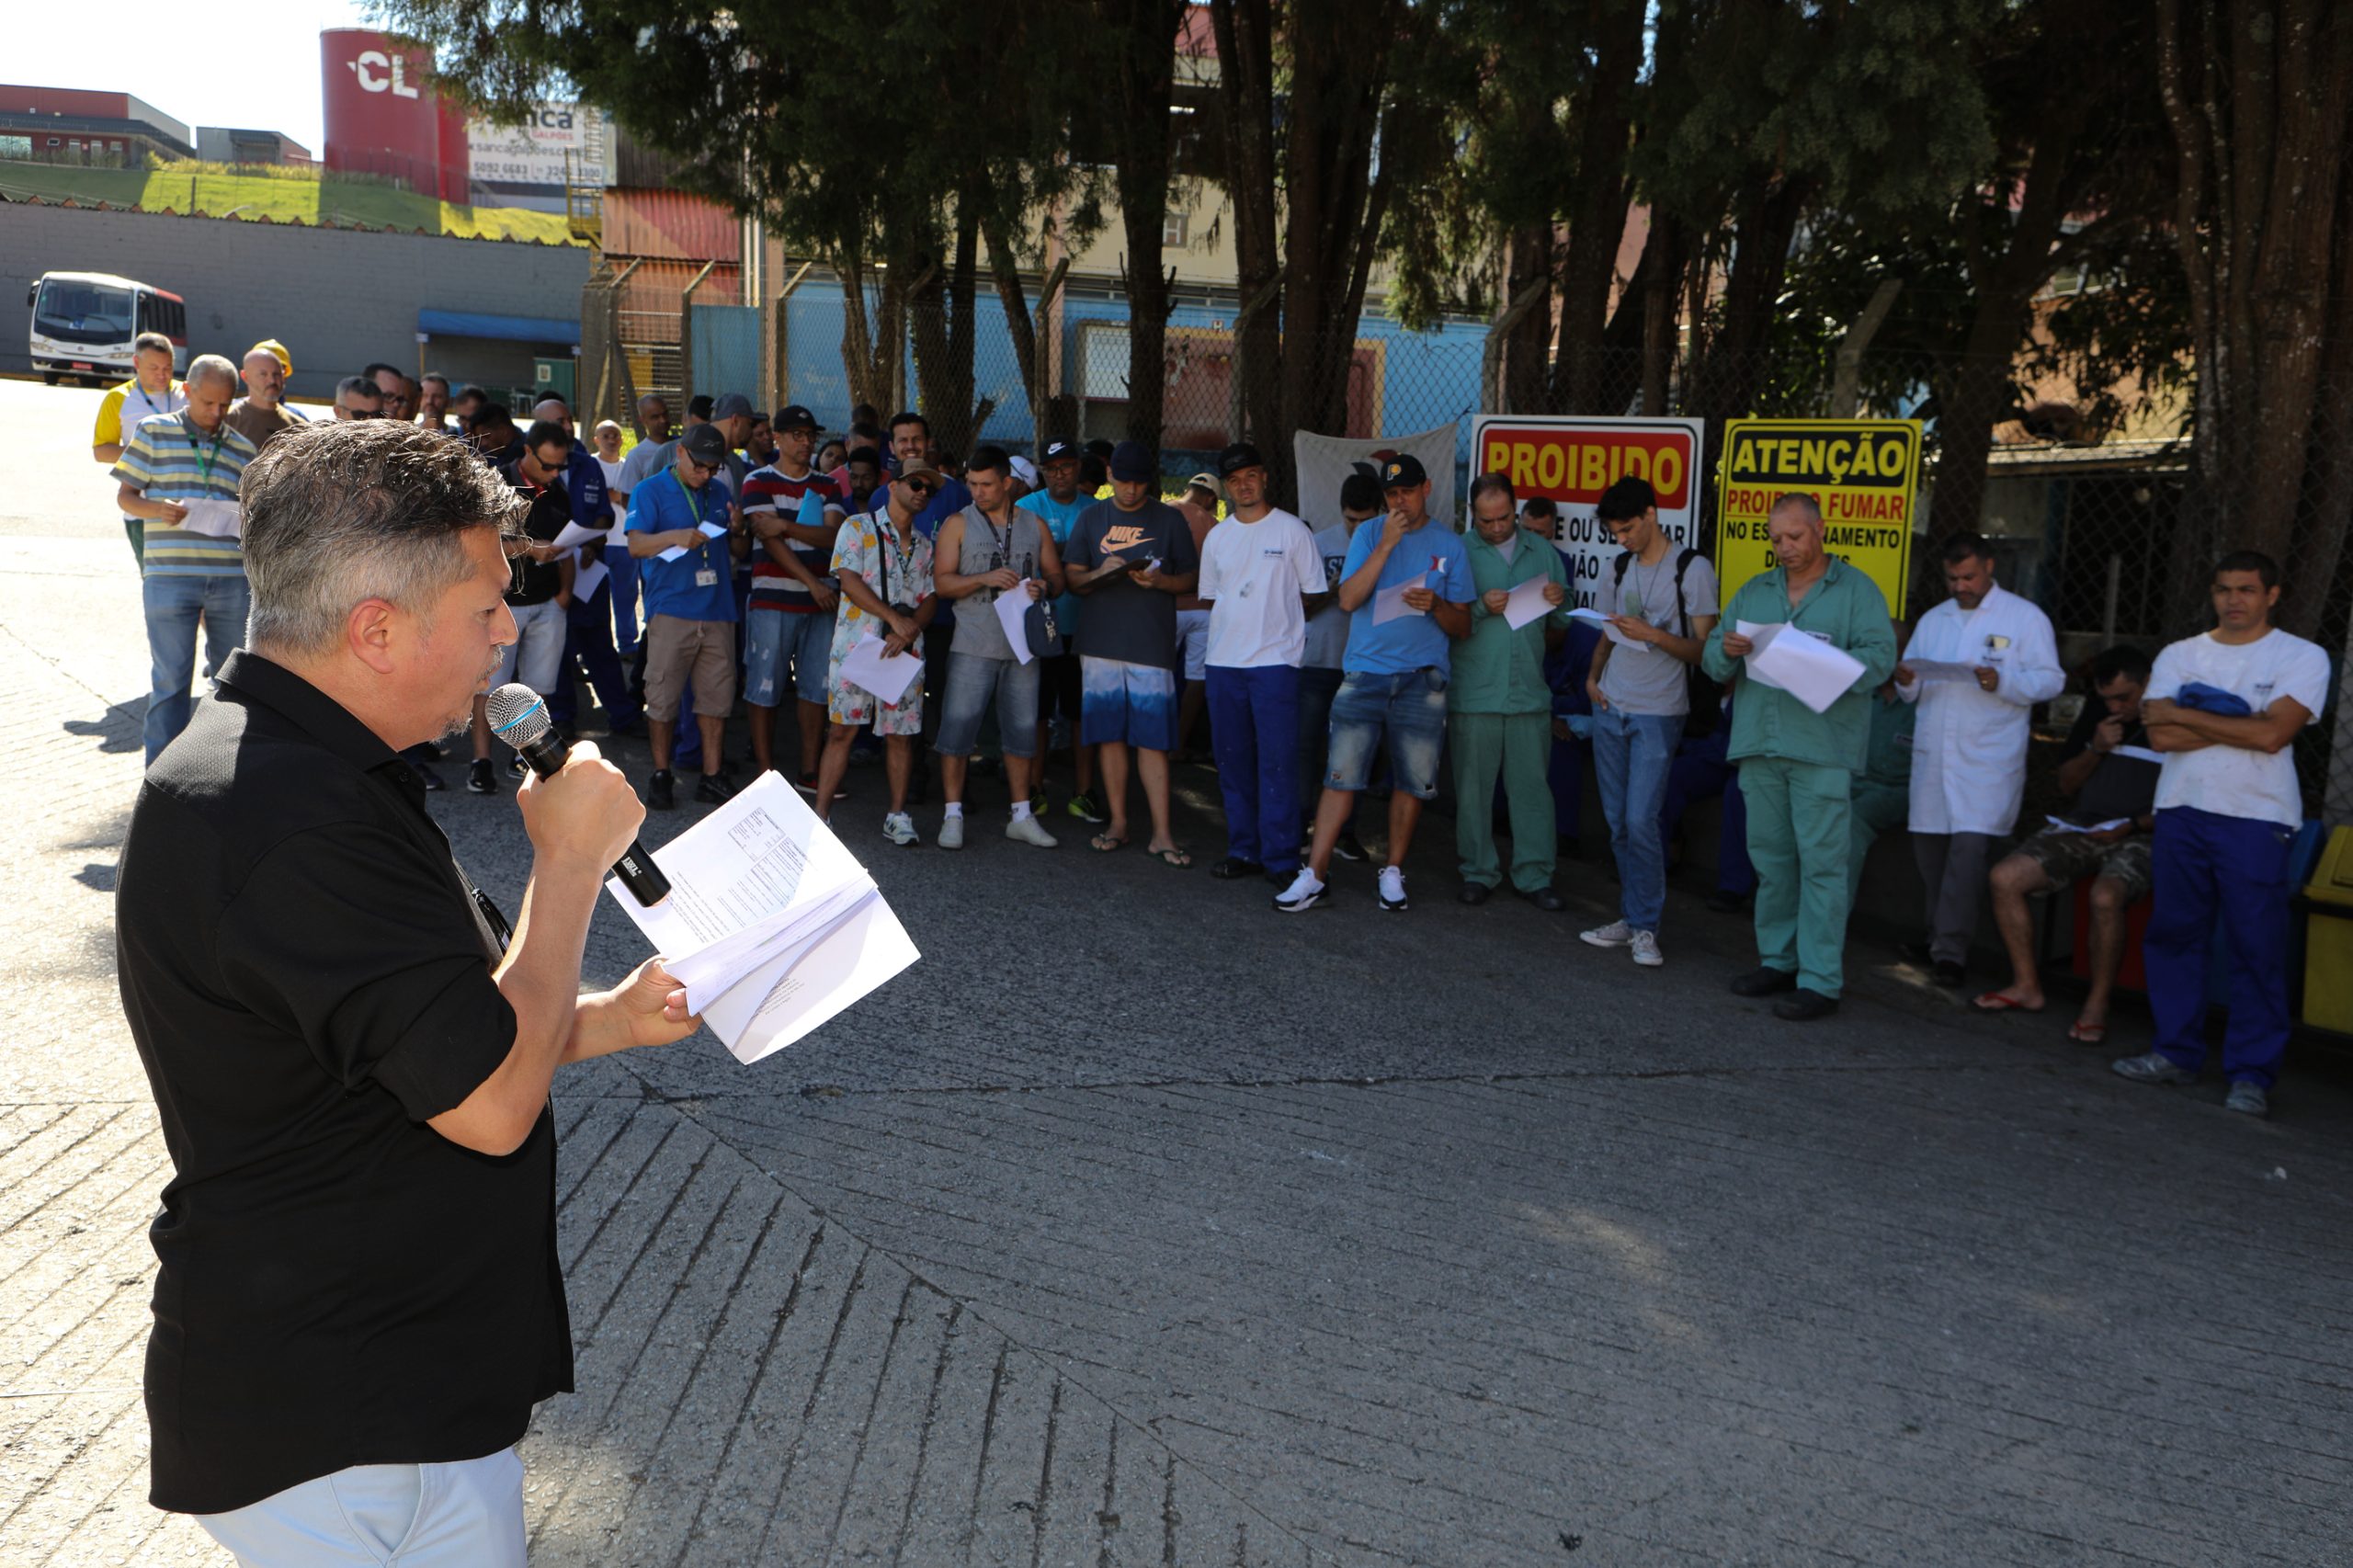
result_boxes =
[2,379,2348,1566]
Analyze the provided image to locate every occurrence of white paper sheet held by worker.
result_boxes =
[2043,815,2133,835]
[1373,574,1441,626]
[2111,744,2167,766]
[570,557,609,601]
[1503,576,1557,631]
[553,520,608,552]
[1736,619,1865,714]
[994,582,1037,665]
[839,636,922,705]
[1566,606,1638,647]
[1902,658,1983,684]
[606,772,918,1062]
[176,499,241,539]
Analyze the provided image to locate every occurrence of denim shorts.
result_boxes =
[1324,667,1449,800]
[1080,656,1178,751]
[742,609,833,709]
[936,650,1039,758]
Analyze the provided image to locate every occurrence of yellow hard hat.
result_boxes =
[248,338,293,375]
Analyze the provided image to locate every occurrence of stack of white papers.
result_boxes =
[607,773,919,1063]
[1736,619,1867,714]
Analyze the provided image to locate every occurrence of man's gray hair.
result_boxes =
[184,354,237,392]
[243,422,521,655]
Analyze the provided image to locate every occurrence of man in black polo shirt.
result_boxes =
[115,419,696,1562]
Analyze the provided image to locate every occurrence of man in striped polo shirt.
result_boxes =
[113,355,258,764]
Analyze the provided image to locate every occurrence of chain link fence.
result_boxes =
[578,268,2353,825]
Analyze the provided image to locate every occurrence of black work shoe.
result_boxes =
[1334,830,1370,863]
[647,769,675,810]
[1704,889,1750,914]
[1458,880,1494,905]
[1896,939,1934,965]
[1773,988,1841,1021]
[1931,960,1967,990]
[1730,966,1799,998]
[466,758,497,795]
[694,772,733,805]
[1210,857,1267,881]
[1516,886,1566,912]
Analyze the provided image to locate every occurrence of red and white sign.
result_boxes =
[1469,415,1706,608]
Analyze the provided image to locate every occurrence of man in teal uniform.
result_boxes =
[1450,472,1570,907]
[1700,494,1898,1019]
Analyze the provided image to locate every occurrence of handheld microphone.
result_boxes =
[486,683,672,906]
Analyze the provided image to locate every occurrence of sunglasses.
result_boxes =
[682,457,720,476]
[903,477,938,496]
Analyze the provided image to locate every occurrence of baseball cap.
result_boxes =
[772,403,818,432]
[1108,440,1155,483]
[1186,472,1221,494]
[1216,440,1266,477]
[1041,439,1078,465]
[711,392,756,422]
[680,423,731,465]
[247,338,292,374]
[1009,455,1039,487]
[1380,452,1428,490]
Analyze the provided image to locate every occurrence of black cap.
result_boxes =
[680,424,730,465]
[1380,452,1427,490]
[1109,439,1155,483]
[773,403,818,432]
[1041,439,1078,464]
[711,392,756,422]
[1217,440,1267,478]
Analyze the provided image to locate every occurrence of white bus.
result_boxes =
[26,271,188,385]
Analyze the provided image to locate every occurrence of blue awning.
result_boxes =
[416,309,580,345]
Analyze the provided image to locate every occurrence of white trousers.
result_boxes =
[197,1449,525,1567]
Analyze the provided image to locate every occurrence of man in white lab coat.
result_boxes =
[1893,535,2064,986]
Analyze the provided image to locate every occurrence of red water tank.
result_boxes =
[321,28,465,197]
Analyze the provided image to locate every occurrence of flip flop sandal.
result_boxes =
[1972,992,2042,1013]
[1090,833,1128,853]
[2066,1021,2108,1044]
[1147,846,1192,869]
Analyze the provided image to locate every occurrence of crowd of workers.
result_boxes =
[96,332,2331,1117]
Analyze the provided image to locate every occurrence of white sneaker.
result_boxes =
[1006,813,1058,848]
[882,812,920,846]
[1376,866,1408,911]
[1580,919,1632,949]
[938,812,965,850]
[1273,869,1325,913]
[1630,929,1665,967]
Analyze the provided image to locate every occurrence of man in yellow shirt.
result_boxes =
[91,332,185,565]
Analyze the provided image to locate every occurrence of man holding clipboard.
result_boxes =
[1699,493,1898,1019]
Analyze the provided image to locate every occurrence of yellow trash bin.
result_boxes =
[2301,825,2353,1032]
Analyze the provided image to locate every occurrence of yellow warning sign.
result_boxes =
[1712,418,1923,616]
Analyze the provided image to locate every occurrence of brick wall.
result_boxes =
[0,203,589,397]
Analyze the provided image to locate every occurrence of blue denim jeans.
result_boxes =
[143,573,249,763]
[1591,707,1681,931]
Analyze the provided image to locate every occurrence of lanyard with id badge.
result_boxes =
[688,486,721,588]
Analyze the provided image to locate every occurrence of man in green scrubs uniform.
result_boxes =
[1700,494,1898,1019]
[1450,473,1571,906]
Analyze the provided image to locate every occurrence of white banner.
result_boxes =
[1290,424,1460,534]
[466,103,606,190]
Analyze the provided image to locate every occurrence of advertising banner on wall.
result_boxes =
[1469,415,1706,608]
[1712,418,1922,616]
[466,103,606,208]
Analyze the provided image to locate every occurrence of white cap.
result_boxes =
[1009,455,1040,486]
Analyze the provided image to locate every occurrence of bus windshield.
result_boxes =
[34,280,135,347]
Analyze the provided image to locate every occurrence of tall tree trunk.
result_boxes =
[1640,214,1688,415]
[1498,228,1552,415]
[836,247,902,417]
[986,212,1070,457]
[1690,174,1811,428]
[1108,0,1186,454]
[1548,0,1644,415]
[2155,0,2353,636]
[1211,0,1282,472]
